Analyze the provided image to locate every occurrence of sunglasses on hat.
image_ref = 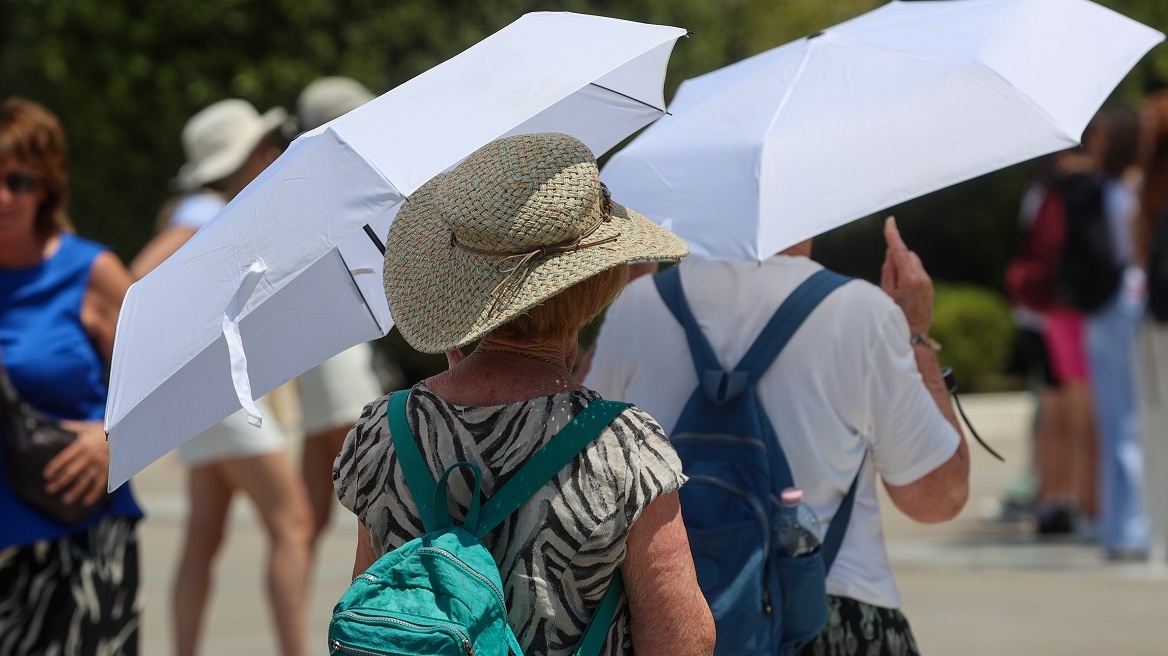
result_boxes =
[1,172,39,194]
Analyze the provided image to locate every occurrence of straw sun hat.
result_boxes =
[383,132,689,354]
[176,99,287,192]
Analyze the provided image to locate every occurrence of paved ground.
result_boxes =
[129,392,1168,655]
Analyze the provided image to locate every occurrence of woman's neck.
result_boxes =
[423,335,584,406]
[0,230,58,269]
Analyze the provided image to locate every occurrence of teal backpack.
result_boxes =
[329,390,631,656]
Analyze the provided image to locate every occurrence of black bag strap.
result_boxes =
[653,265,859,570]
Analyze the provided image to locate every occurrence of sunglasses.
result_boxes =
[1,172,39,194]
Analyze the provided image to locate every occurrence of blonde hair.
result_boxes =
[491,264,629,344]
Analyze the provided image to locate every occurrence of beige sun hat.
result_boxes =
[176,99,287,192]
[384,132,689,354]
[296,77,376,132]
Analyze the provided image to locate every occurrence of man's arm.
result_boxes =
[878,217,970,523]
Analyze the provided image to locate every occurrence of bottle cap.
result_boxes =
[780,488,803,507]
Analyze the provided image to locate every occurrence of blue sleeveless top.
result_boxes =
[0,233,142,549]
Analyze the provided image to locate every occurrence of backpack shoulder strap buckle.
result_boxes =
[701,369,750,404]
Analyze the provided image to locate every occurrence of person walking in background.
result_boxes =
[1136,90,1168,566]
[130,99,312,656]
[286,77,387,550]
[586,218,969,656]
[0,97,144,654]
[1006,132,1106,538]
[1083,105,1149,560]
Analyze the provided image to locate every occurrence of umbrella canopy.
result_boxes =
[602,0,1164,262]
[106,11,687,489]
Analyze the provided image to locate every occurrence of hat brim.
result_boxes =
[384,186,688,354]
[176,108,287,191]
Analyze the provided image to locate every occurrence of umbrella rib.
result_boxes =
[826,37,1079,138]
[363,224,387,256]
[589,83,666,114]
[762,38,816,139]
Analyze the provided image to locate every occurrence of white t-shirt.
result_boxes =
[169,191,226,230]
[585,255,960,609]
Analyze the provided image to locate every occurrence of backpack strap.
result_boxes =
[733,269,852,383]
[653,266,725,378]
[477,399,630,535]
[574,571,624,656]
[388,389,443,532]
[477,398,630,656]
[822,461,861,570]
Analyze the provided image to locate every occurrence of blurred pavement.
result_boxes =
[130,392,1168,655]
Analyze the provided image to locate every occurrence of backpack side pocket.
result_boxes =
[675,432,775,656]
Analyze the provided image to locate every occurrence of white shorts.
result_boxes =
[298,343,382,437]
[177,397,286,467]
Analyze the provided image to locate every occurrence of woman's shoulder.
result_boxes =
[600,399,667,442]
[58,232,109,263]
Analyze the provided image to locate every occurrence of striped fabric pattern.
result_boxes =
[0,516,139,656]
[334,383,685,656]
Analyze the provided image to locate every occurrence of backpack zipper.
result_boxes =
[672,433,767,451]
[330,639,390,656]
[416,546,507,606]
[332,613,475,656]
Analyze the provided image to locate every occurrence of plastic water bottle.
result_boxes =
[776,488,821,556]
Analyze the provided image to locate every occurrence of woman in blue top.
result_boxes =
[0,97,143,654]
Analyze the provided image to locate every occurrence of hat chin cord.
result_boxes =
[449,208,618,318]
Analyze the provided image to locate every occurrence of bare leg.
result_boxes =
[173,464,233,656]
[221,452,312,656]
[1065,381,1100,520]
[1036,387,1073,503]
[300,425,351,549]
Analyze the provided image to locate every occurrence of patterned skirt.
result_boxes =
[798,595,921,656]
[0,516,140,656]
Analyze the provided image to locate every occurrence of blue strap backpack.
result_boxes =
[329,390,631,656]
[653,266,861,656]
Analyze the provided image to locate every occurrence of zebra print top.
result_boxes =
[333,382,686,656]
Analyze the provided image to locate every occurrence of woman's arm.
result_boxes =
[353,524,377,579]
[622,491,715,656]
[128,226,197,280]
[80,250,134,362]
[49,250,135,502]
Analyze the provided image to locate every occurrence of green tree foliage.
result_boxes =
[929,283,1016,392]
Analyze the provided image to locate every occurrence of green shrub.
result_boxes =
[929,284,1015,392]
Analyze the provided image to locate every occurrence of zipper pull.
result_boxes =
[762,587,774,616]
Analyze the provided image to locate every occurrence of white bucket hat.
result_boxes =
[383,132,689,354]
[296,77,375,133]
[176,99,287,192]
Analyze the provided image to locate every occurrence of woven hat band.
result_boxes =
[451,192,620,317]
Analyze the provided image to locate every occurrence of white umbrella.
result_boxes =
[106,11,687,489]
[602,0,1164,262]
